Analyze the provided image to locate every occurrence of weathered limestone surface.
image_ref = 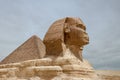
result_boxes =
[0,35,46,64]
[0,59,120,80]
[0,58,99,80]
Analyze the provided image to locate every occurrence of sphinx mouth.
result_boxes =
[85,41,89,44]
[84,36,89,41]
[83,37,89,45]
[85,37,89,40]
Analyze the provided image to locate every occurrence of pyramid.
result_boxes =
[0,35,46,64]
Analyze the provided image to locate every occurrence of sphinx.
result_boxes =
[43,17,89,61]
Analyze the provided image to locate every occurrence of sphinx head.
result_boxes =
[43,17,89,57]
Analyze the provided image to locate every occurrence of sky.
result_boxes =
[0,0,120,70]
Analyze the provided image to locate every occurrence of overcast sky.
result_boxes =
[0,0,120,70]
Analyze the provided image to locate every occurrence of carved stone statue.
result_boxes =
[43,17,89,61]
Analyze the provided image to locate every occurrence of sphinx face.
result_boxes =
[64,24,89,46]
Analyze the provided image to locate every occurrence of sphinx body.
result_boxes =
[43,17,89,61]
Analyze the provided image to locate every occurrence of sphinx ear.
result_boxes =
[64,26,70,33]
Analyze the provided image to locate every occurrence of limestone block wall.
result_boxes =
[0,58,99,80]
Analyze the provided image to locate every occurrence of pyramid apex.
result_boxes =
[28,35,42,41]
[30,35,40,38]
[32,35,38,37]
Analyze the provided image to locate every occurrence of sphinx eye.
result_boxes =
[76,24,86,30]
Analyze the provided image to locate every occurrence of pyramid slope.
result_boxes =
[0,35,46,64]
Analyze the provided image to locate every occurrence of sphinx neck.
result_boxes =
[62,43,83,61]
